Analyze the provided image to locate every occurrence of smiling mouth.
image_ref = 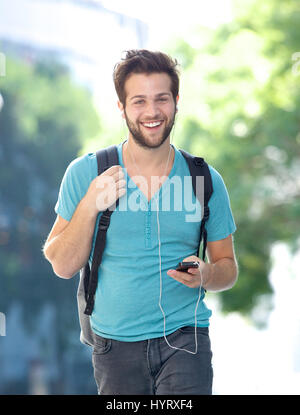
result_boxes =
[140,120,164,129]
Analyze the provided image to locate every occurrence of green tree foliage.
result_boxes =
[167,0,300,321]
[0,55,100,335]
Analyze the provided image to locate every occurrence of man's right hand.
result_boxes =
[84,165,126,215]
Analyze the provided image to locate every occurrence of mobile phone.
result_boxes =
[176,261,199,273]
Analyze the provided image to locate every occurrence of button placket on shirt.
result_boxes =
[145,208,152,248]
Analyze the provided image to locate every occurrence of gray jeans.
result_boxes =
[92,326,213,395]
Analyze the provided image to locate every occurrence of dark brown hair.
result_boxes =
[113,49,180,107]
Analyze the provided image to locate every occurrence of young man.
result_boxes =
[43,49,238,395]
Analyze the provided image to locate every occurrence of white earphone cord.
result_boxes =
[154,124,203,355]
[127,117,203,355]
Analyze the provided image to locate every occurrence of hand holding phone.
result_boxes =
[176,261,199,273]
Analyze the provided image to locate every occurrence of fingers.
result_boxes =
[116,178,126,189]
[102,165,124,180]
[102,165,125,185]
[167,268,201,288]
[186,266,200,275]
[102,165,122,175]
[96,166,125,188]
[117,187,126,199]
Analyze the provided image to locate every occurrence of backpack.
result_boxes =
[77,143,213,346]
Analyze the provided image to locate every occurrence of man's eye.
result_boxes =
[158,98,168,102]
[134,100,144,105]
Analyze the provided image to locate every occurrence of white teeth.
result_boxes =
[142,121,162,128]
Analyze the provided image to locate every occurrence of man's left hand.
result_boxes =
[167,255,211,289]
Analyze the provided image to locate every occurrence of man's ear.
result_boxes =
[117,101,125,118]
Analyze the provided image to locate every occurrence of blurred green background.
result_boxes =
[0,0,299,394]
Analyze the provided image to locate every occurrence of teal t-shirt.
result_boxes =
[55,140,236,341]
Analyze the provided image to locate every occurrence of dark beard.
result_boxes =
[124,110,176,149]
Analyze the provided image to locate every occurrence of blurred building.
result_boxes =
[0,0,148,106]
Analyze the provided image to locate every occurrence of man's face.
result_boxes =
[120,72,178,149]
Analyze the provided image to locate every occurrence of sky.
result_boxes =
[100,0,233,42]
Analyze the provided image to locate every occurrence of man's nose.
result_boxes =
[144,101,161,118]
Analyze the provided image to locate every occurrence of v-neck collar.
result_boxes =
[119,139,178,208]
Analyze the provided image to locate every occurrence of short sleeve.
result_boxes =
[54,153,97,221]
[205,166,237,242]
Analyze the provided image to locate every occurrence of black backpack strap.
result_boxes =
[84,145,119,315]
[179,149,213,261]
